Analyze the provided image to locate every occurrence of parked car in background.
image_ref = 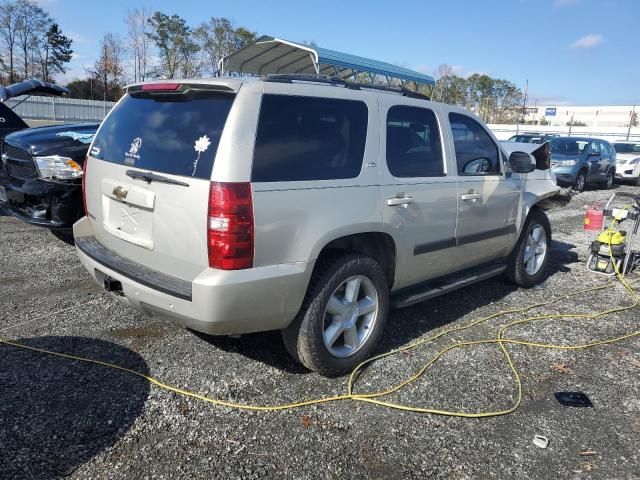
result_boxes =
[0,79,100,241]
[0,79,68,140]
[0,122,99,240]
[612,141,640,185]
[507,133,557,144]
[549,136,616,192]
[74,76,559,375]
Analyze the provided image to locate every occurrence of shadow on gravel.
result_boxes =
[192,329,311,375]
[0,336,149,479]
[378,238,580,354]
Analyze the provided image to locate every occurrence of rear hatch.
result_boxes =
[85,83,237,281]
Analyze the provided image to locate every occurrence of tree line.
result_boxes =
[67,9,257,102]
[430,64,526,124]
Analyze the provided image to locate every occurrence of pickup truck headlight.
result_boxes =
[34,155,83,180]
[555,159,577,166]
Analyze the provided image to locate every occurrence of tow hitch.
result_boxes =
[103,276,123,295]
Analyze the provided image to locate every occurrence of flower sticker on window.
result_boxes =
[192,135,211,176]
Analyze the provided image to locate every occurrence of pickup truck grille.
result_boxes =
[2,143,38,180]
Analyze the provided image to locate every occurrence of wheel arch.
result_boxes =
[310,231,398,288]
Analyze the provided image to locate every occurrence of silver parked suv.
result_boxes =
[74,75,560,375]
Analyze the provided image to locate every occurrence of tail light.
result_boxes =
[207,182,254,270]
[82,156,89,215]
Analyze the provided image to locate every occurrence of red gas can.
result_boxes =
[584,205,604,231]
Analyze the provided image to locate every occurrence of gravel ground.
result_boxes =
[1,185,639,480]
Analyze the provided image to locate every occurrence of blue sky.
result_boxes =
[41,0,639,105]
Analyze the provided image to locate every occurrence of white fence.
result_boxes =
[489,123,640,142]
[4,95,116,123]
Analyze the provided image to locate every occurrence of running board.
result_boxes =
[391,264,507,309]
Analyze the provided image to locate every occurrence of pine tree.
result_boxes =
[42,23,72,82]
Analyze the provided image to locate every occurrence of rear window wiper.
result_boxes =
[126,169,189,187]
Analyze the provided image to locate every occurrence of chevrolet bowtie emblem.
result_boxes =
[112,186,128,201]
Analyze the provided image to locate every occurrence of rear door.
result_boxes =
[587,141,602,181]
[446,111,521,267]
[84,83,236,281]
[379,99,461,289]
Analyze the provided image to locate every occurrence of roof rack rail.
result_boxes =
[262,74,431,101]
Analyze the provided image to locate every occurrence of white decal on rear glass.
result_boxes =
[125,137,142,166]
[192,135,211,176]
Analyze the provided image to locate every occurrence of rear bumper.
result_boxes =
[0,171,82,230]
[73,216,312,335]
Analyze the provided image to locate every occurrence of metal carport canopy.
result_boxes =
[219,35,435,87]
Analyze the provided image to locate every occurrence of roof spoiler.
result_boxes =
[0,79,69,103]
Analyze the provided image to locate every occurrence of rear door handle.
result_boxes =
[460,192,481,202]
[387,195,415,206]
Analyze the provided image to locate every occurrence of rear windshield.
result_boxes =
[550,138,589,154]
[613,143,640,154]
[91,91,234,179]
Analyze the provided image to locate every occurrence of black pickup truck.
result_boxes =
[0,80,99,240]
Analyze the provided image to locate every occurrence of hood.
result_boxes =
[0,79,69,102]
[4,123,99,158]
[500,141,551,170]
[616,153,640,163]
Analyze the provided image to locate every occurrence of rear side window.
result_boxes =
[449,113,500,175]
[252,94,368,182]
[91,91,234,179]
[386,106,444,177]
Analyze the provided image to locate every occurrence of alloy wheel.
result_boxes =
[523,224,547,275]
[322,275,379,358]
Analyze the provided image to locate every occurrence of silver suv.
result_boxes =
[74,76,559,375]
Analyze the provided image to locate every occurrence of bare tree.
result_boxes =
[91,33,124,101]
[195,17,256,76]
[125,6,152,82]
[14,0,50,80]
[0,1,19,82]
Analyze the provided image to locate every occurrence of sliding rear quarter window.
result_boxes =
[90,90,234,179]
[252,94,368,182]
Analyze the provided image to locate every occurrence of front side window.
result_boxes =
[386,106,444,177]
[613,143,640,154]
[449,113,500,175]
[252,94,368,182]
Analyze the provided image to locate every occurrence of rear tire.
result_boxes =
[603,169,614,190]
[506,209,551,288]
[282,254,389,376]
[574,170,587,193]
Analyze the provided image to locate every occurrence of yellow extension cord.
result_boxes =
[1,215,639,417]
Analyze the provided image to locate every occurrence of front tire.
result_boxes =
[506,209,551,288]
[282,254,389,376]
[574,170,587,193]
[603,169,614,190]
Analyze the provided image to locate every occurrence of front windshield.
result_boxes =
[613,143,640,154]
[550,138,589,155]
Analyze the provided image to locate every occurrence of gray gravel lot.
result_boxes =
[1,185,639,480]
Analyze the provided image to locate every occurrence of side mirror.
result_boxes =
[509,151,536,174]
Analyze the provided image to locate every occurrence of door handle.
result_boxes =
[387,195,415,206]
[460,192,481,202]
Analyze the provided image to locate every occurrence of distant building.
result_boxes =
[523,105,637,128]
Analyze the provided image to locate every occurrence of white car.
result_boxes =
[613,141,640,185]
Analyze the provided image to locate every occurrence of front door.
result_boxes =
[380,102,460,289]
[447,112,522,268]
